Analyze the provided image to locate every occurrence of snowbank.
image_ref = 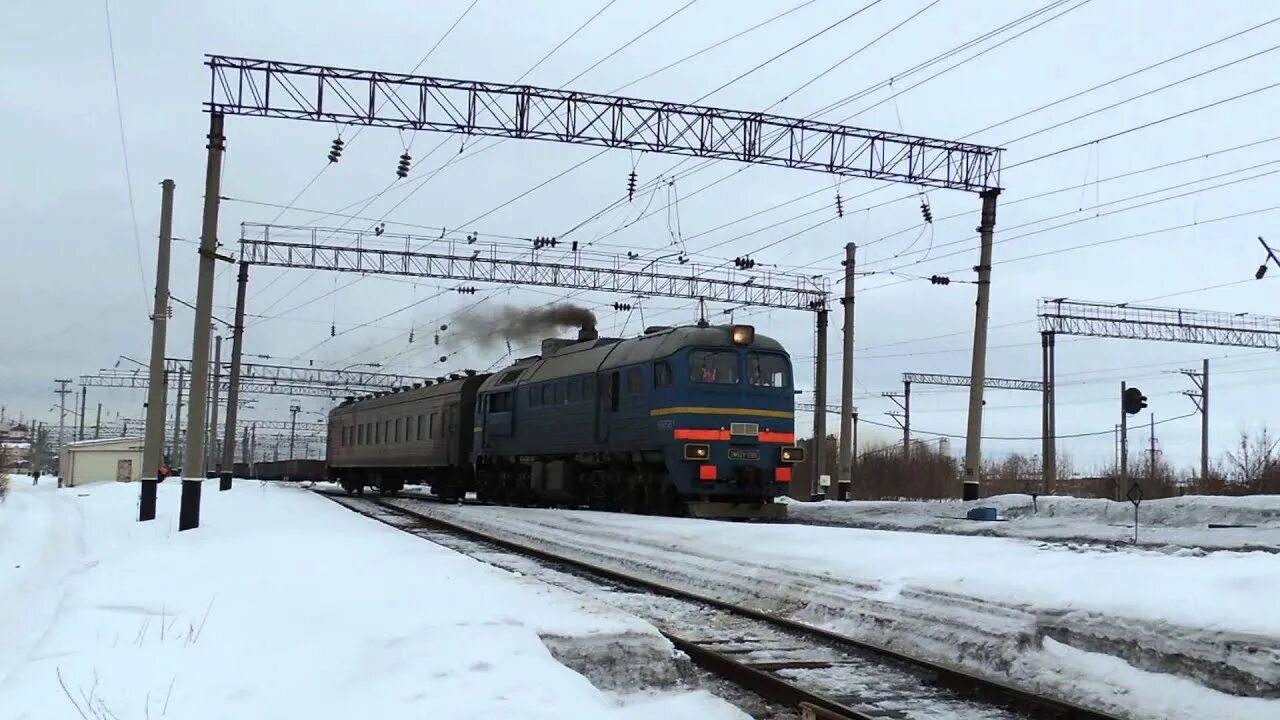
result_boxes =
[399,501,1280,720]
[0,479,745,719]
[786,493,1280,551]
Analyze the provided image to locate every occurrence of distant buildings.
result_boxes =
[0,420,34,470]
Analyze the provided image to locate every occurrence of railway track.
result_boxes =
[316,489,1124,720]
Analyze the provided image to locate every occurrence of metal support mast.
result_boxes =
[837,243,856,501]
[220,262,249,491]
[171,368,184,470]
[812,309,828,497]
[94,403,102,440]
[181,112,226,531]
[962,189,1000,500]
[289,404,301,459]
[1119,381,1129,500]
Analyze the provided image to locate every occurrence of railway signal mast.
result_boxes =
[1119,383,1148,499]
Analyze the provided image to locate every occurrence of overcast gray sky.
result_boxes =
[3,0,1278,471]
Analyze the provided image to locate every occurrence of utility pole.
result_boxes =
[54,379,73,473]
[207,333,223,478]
[142,179,174,521]
[77,386,87,441]
[1181,359,1209,483]
[181,112,226,531]
[1119,381,1128,501]
[837,242,855,501]
[171,368,185,472]
[1040,331,1056,493]
[962,189,1001,500]
[220,261,249,491]
[812,308,828,498]
[289,404,302,459]
[94,403,102,440]
[1148,413,1157,484]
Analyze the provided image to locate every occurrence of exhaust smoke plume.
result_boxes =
[455,303,598,350]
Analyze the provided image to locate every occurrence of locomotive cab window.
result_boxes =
[690,350,739,384]
[654,361,673,387]
[747,352,790,388]
[626,367,643,394]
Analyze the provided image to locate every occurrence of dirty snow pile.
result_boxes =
[0,478,745,719]
[400,500,1280,720]
[785,493,1280,550]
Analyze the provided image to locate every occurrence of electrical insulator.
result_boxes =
[330,323,336,337]
[439,355,448,363]
[627,251,639,260]
[678,254,688,264]
[1258,264,1269,280]
[408,330,415,344]
[440,324,448,331]
[571,241,578,252]
[327,137,344,163]
[455,286,477,295]
[613,302,632,311]
[835,192,844,218]
[166,304,173,319]
[734,256,756,270]
[920,199,933,224]
[434,333,440,345]
[374,222,385,237]
[929,275,950,285]
[627,170,638,201]
[396,152,412,178]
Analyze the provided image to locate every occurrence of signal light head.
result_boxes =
[1122,386,1148,415]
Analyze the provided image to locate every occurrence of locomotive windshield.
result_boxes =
[747,352,790,388]
[690,350,739,384]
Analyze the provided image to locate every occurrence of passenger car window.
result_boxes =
[554,382,565,404]
[567,378,578,403]
[689,350,739,384]
[747,352,790,387]
[395,418,402,443]
[417,414,425,440]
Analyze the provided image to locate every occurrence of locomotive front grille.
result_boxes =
[730,422,759,437]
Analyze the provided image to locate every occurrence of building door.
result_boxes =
[116,459,133,482]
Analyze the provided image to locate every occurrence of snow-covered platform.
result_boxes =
[0,478,744,719]
[397,500,1280,720]
[785,493,1280,552]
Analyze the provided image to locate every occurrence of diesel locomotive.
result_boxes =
[326,322,802,519]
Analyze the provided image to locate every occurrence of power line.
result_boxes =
[693,0,889,103]
[859,411,1197,441]
[102,0,148,318]
[516,0,620,83]
[564,0,703,85]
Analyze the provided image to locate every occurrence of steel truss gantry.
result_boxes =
[80,373,354,399]
[205,55,1002,192]
[1038,298,1280,495]
[162,356,422,391]
[1039,299,1280,348]
[901,372,1044,392]
[240,224,828,311]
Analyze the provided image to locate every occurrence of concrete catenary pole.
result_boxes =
[219,262,249,491]
[207,333,222,477]
[1041,331,1059,494]
[812,308,828,497]
[289,404,301,459]
[837,242,856,501]
[55,379,72,474]
[181,112,226,531]
[962,189,1000,500]
[94,403,102,440]
[77,386,87,441]
[1201,359,1209,484]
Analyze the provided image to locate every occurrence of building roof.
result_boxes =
[65,436,145,450]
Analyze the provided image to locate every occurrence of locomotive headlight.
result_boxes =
[730,324,755,345]
[780,446,804,463]
[683,443,710,460]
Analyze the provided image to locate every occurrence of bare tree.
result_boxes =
[1224,426,1279,492]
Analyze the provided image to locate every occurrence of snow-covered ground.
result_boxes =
[785,493,1280,552]
[392,498,1280,720]
[0,476,746,719]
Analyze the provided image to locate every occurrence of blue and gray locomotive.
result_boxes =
[326,323,802,519]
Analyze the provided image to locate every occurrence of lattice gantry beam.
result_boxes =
[240,224,829,311]
[206,55,1001,192]
[1039,299,1280,349]
[162,358,422,390]
[80,374,361,399]
[902,372,1044,392]
[109,418,327,433]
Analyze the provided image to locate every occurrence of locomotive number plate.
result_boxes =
[728,448,760,461]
